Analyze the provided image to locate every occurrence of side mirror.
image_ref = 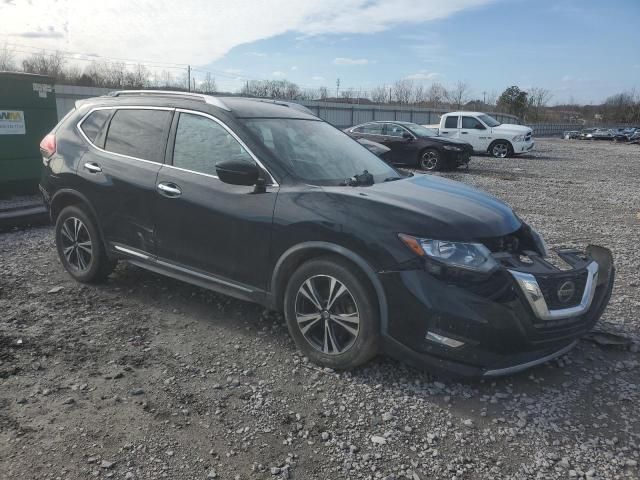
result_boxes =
[402,132,413,140]
[215,160,260,186]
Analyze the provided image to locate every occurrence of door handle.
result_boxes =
[461,131,468,134]
[441,131,449,134]
[84,162,102,173]
[157,182,182,197]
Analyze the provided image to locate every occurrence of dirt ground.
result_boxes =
[1,138,639,480]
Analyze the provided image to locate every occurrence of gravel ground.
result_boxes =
[1,138,639,480]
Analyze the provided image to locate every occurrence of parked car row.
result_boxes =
[345,112,535,171]
[564,127,640,143]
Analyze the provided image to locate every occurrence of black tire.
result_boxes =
[55,205,115,283]
[419,148,445,171]
[284,256,379,369]
[489,140,513,158]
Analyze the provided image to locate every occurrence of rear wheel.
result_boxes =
[489,141,512,158]
[55,205,115,283]
[419,149,444,171]
[284,256,379,369]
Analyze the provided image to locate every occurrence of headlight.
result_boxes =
[512,134,525,142]
[398,234,498,273]
[443,145,463,151]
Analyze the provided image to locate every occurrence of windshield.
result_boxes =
[405,123,438,137]
[243,119,400,185]
[478,114,501,127]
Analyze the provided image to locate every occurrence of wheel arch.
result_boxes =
[50,189,108,250]
[270,242,389,333]
[487,138,514,155]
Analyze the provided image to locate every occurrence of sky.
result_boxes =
[1,0,639,104]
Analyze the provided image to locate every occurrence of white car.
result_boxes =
[429,112,534,158]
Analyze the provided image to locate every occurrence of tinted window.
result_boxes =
[353,123,383,135]
[386,124,408,137]
[444,116,459,129]
[172,113,254,176]
[80,109,111,143]
[462,116,484,129]
[105,109,171,162]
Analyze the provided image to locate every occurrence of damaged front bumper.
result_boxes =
[379,245,615,378]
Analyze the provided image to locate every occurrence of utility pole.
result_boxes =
[187,65,191,92]
[336,78,340,99]
[483,91,486,104]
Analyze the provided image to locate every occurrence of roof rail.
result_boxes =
[253,98,315,116]
[107,90,230,111]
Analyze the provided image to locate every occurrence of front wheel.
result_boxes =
[489,141,512,158]
[284,256,379,369]
[419,149,444,171]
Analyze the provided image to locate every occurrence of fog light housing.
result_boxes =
[426,331,465,348]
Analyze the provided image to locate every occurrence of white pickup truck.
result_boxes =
[430,112,534,158]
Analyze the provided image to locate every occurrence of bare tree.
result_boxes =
[317,86,329,100]
[526,87,552,121]
[392,79,413,104]
[413,84,426,105]
[426,82,448,109]
[370,85,388,104]
[340,88,355,102]
[448,81,471,109]
[22,51,66,79]
[0,44,16,71]
[200,72,217,93]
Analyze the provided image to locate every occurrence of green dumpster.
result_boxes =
[0,72,58,195]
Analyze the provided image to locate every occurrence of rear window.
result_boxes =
[444,116,458,129]
[104,109,171,162]
[80,109,111,143]
[353,123,383,135]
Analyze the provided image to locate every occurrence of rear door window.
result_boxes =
[80,109,112,145]
[353,123,383,135]
[444,116,459,129]
[104,109,172,162]
[385,124,408,137]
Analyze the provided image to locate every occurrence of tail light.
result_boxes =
[40,133,56,158]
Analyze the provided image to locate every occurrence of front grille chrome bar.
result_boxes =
[508,261,599,321]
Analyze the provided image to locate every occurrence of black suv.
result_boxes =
[39,91,614,377]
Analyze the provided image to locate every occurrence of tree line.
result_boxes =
[2,47,638,124]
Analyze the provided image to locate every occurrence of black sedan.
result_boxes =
[344,121,472,171]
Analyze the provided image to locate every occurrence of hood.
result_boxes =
[324,174,521,241]
[492,123,532,135]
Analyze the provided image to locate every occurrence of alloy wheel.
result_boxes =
[421,151,439,170]
[60,217,93,271]
[492,143,509,158]
[294,275,360,355]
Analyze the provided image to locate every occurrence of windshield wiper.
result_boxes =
[340,170,375,187]
[383,176,402,182]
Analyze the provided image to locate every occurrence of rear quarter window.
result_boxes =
[79,109,112,144]
[104,109,171,162]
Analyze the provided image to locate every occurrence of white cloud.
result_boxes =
[0,0,494,65]
[290,66,298,71]
[272,70,286,77]
[224,68,243,75]
[405,71,441,81]
[333,57,370,65]
[311,75,325,81]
